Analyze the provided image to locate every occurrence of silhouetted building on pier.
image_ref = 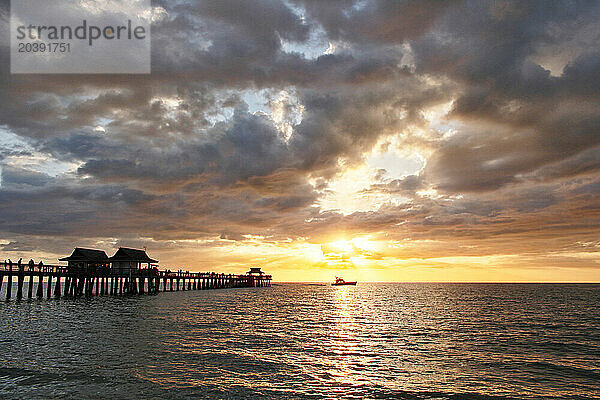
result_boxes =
[59,248,109,272]
[109,247,158,274]
[248,267,264,276]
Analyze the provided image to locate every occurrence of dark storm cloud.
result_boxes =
[188,0,309,43]
[291,0,457,44]
[0,182,156,235]
[361,174,425,196]
[68,108,293,186]
[1,166,53,189]
[413,1,600,192]
[1,241,37,252]
[0,0,599,263]
[524,147,600,182]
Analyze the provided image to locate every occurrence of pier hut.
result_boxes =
[109,247,158,274]
[247,267,265,276]
[247,267,269,287]
[59,248,109,273]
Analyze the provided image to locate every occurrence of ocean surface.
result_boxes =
[1,283,599,399]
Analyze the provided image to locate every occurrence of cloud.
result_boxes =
[1,166,53,189]
[362,174,425,196]
[0,1,599,278]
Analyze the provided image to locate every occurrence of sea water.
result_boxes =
[1,283,599,399]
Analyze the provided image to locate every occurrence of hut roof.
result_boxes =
[59,248,109,262]
[108,247,158,263]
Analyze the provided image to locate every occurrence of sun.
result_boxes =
[321,237,379,258]
[350,237,377,252]
[329,239,354,253]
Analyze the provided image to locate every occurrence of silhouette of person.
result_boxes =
[28,259,35,271]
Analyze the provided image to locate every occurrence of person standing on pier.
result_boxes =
[28,259,35,271]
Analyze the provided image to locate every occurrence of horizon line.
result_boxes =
[275,281,600,284]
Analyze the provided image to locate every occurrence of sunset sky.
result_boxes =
[1,0,599,281]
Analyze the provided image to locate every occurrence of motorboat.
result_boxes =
[331,277,357,286]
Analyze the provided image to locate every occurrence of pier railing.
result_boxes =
[0,263,68,274]
[0,261,271,301]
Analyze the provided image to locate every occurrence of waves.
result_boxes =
[0,283,599,399]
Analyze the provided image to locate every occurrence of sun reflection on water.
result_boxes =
[328,285,363,386]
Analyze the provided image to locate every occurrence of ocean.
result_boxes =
[1,283,599,399]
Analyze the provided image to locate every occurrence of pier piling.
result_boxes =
[54,275,61,298]
[37,274,43,298]
[28,271,34,299]
[46,275,52,299]
[16,265,24,300]
[6,276,12,300]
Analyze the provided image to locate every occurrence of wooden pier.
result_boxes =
[0,260,272,301]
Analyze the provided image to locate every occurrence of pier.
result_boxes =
[0,247,271,301]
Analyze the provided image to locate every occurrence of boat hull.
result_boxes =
[331,282,357,286]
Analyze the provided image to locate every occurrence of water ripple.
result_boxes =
[0,283,599,399]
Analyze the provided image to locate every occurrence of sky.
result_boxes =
[0,0,599,282]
